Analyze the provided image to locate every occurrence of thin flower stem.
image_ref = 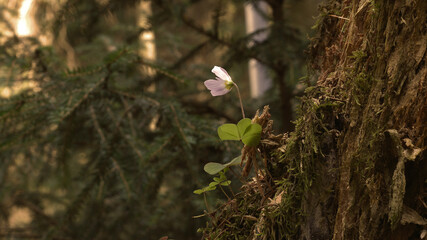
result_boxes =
[227,184,235,198]
[233,82,245,119]
[203,193,211,213]
[219,185,230,200]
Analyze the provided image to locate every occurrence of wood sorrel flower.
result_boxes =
[204,66,234,96]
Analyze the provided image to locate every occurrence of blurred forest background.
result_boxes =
[0,0,321,239]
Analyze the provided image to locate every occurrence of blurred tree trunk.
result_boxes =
[138,1,156,77]
[268,0,294,132]
[244,1,272,98]
[304,0,426,239]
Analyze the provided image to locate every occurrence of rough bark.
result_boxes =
[203,0,425,239]
[305,0,426,239]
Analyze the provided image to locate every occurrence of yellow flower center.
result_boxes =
[225,81,234,90]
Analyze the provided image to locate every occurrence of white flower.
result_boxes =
[204,66,234,96]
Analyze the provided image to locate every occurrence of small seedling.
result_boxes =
[194,66,263,215]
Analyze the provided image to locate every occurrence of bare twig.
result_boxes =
[179,8,269,66]
[105,106,145,161]
[170,104,190,148]
[329,14,350,21]
[90,106,132,199]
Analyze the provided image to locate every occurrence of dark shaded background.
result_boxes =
[0,0,321,239]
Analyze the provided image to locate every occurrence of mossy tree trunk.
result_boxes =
[305,0,426,239]
[202,0,425,239]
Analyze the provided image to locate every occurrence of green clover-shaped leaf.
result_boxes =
[227,155,242,166]
[193,184,217,195]
[217,124,240,140]
[241,123,262,147]
[220,180,231,186]
[204,162,225,175]
[237,118,251,137]
[217,118,262,147]
[203,155,242,175]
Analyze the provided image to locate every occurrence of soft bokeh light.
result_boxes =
[138,1,156,76]
[16,0,33,36]
[0,81,40,98]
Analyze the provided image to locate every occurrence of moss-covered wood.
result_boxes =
[203,0,426,239]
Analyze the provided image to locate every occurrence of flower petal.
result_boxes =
[204,79,223,88]
[210,88,231,96]
[212,66,232,82]
[204,79,226,91]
